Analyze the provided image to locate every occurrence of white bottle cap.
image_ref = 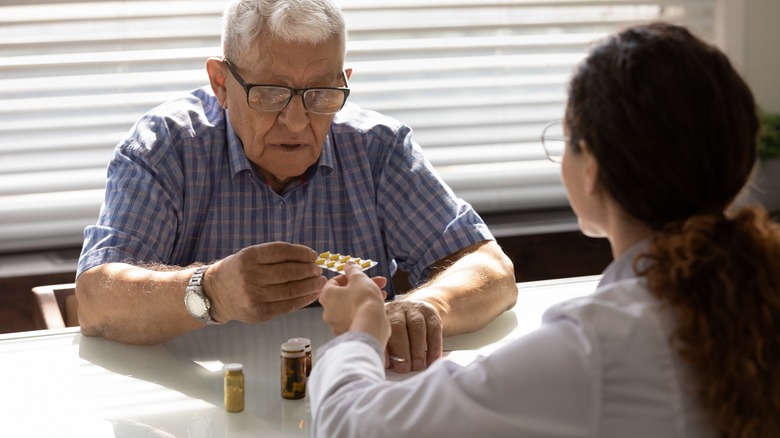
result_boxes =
[287,337,311,351]
[224,363,243,372]
[281,341,306,358]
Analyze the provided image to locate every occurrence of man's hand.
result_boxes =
[384,300,443,373]
[380,240,517,373]
[75,241,329,345]
[205,242,327,323]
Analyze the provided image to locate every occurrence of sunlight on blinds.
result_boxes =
[0,0,715,252]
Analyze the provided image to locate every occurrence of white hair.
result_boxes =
[222,0,346,60]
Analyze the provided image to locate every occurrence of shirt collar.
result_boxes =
[226,117,253,177]
[318,133,335,174]
[225,116,336,179]
[597,238,651,288]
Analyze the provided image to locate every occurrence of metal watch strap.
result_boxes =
[188,265,209,288]
[186,265,222,325]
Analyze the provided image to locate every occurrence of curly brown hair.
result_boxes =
[566,22,780,436]
[640,208,780,437]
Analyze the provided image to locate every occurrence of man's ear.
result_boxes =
[344,67,353,82]
[206,58,228,109]
[580,139,600,197]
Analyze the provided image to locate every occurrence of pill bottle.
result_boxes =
[281,341,307,400]
[287,337,312,376]
[224,363,245,412]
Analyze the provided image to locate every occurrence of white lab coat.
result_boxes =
[309,243,716,437]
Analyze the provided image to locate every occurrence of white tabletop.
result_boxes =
[0,275,600,437]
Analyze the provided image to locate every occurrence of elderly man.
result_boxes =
[75,0,516,373]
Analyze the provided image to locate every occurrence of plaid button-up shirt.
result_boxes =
[78,87,493,297]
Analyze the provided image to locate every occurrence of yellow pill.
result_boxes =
[360,260,371,269]
[315,258,325,265]
[319,251,331,259]
[354,258,362,264]
[336,263,345,271]
[340,255,351,263]
[329,254,340,261]
[326,261,336,268]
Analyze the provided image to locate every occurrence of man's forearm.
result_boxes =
[406,240,517,336]
[75,263,205,345]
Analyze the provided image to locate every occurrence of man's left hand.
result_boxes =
[384,300,443,373]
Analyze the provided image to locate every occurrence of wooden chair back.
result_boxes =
[31,283,78,329]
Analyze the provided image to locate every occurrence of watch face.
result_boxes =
[185,290,208,318]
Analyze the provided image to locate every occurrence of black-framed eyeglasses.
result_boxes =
[540,119,569,163]
[224,59,350,115]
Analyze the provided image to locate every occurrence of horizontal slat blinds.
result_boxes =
[0,0,715,253]
[341,0,715,212]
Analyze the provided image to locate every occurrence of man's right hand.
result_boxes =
[205,242,326,323]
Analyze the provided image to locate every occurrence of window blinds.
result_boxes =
[0,0,716,253]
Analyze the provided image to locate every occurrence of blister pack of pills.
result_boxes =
[316,251,377,273]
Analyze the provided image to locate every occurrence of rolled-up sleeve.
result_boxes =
[78,117,184,276]
[371,124,494,285]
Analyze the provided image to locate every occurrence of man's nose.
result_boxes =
[277,94,309,131]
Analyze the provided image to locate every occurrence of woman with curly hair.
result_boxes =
[309,22,780,437]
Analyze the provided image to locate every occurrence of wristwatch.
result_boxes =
[184,265,223,325]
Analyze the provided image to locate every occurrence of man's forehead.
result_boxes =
[241,37,345,78]
[251,31,345,56]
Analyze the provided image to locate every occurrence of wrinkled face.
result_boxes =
[221,34,348,190]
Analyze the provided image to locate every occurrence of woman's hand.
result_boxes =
[320,261,391,347]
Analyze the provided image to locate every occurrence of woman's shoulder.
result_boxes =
[543,277,672,345]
